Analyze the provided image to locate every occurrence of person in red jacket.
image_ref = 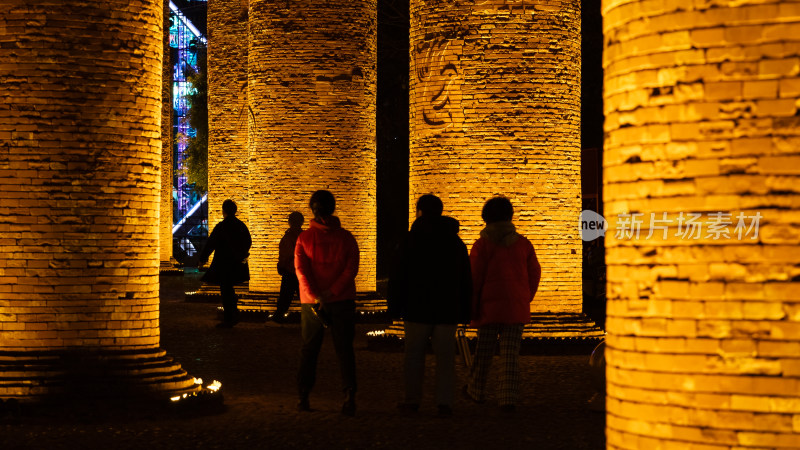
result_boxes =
[294,190,359,416]
[464,196,541,412]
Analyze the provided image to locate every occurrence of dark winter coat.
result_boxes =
[199,215,252,285]
[278,226,303,276]
[387,215,472,324]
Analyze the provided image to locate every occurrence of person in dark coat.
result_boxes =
[199,199,252,328]
[388,194,471,417]
[273,211,304,323]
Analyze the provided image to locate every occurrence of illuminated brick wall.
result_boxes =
[0,0,167,349]
[246,0,377,292]
[0,0,198,401]
[161,0,174,265]
[409,0,582,312]
[208,0,250,227]
[603,0,800,447]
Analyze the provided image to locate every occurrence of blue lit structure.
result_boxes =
[169,1,207,259]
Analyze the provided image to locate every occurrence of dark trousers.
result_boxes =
[298,300,357,397]
[220,282,239,324]
[275,273,299,317]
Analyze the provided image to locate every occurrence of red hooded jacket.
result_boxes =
[294,215,359,304]
[470,222,541,326]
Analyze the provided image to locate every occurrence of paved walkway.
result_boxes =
[0,274,605,450]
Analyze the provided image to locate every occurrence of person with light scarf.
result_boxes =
[464,196,541,413]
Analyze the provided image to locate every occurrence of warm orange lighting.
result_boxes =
[208,0,378,293]
[0,1,200,401]
[207,0,250,228]
[603,0,800,447]
[160,0,174,269]
[409,0,582,312]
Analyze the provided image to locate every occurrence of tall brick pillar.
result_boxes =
[0,1,198,401]
[160,0,175,269]
[409,0,582,312]
[247,0,378,292]
[208,0,250,227]
[604,1,800,447]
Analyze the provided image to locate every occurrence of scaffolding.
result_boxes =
[169,0,207,259]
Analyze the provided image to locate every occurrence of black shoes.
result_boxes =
[342,390,356,417]
[396,402,420,414]
[397,402,451,416]
[500,404,516,413]
[296,391,355,415]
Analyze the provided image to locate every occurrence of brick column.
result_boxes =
[409,0,582,312]
[208,0,250,227]
[247,0,378,292]
[604,0,800,447]
[0,1,197,401]
[160,0,174,267]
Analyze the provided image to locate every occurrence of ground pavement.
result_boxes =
[0,274,605,450]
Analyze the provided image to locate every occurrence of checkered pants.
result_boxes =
[467,324,524,406]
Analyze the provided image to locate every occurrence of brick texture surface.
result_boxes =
[603,0,800,447]
[244,0,378,293]
[208,0,250,227]
[160,0,173,265]
[409,0,583,312]
[0,1,165,349]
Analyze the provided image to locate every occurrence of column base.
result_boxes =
[368,312,606,353]
[0,348,204,405]
[159,259,184,276]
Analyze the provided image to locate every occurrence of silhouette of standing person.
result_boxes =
[388,194,472,417]
[463,196,541,412]
[199,199,252,328]
[295,190,360,416]
[273,211,304,323]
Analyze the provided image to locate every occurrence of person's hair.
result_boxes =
[415,194,443,217]
[222,199,238,216]
[288,211,304,228]
[482,196,513,223]
[309,190,336,217]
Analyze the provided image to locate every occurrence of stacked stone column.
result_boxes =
[246,0,378,292]
[409,0,582,312]
[0,1,197,401]
[208,0,250,227]
[160,0,174,267]
[604,0,800,447]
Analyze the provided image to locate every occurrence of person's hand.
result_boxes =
[316,289,333,303]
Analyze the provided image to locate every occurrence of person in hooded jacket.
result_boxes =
[198,199,252,328]
[294,190,359,416]
[388,194,471,417]
[463,196,541,412]
[273,211,304,323]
